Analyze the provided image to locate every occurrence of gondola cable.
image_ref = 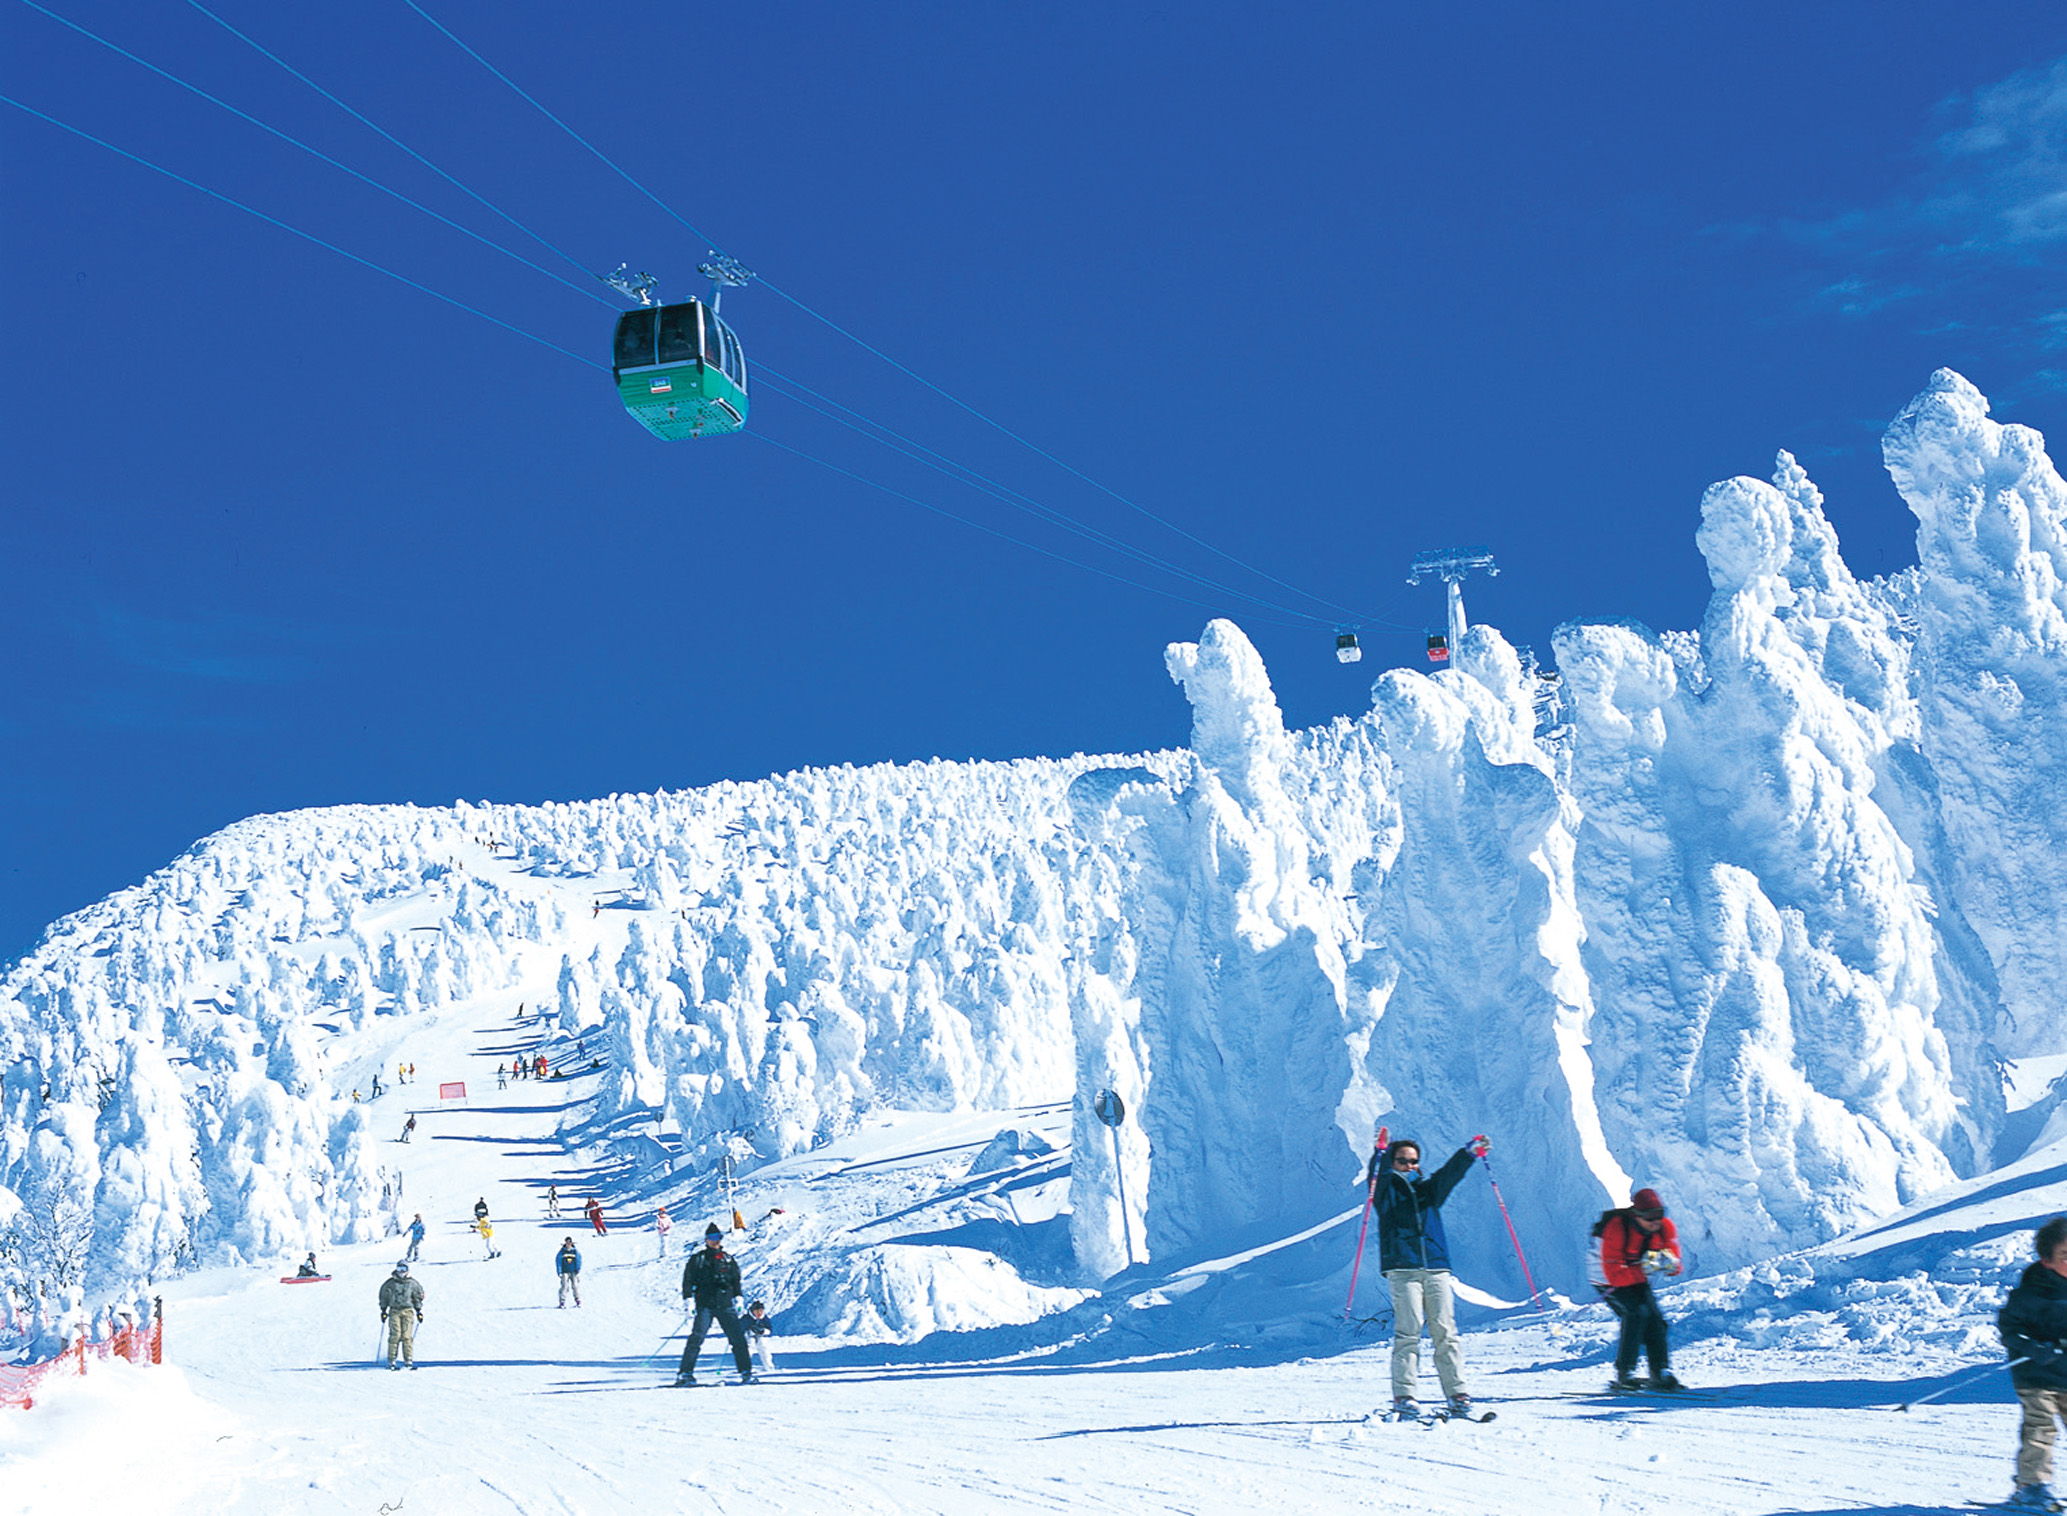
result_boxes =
[16,0,619,313]
[398,0,1386,633]
[0,90,1312,629]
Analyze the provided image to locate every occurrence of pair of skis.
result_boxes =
[1372,1403,1497,1426]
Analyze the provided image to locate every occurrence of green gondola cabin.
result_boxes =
[611,298,748,439]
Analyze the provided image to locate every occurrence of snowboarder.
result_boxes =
[296,1252,320,1278]
[1999,1215,2067,1509]
[547,1183,561,1220]
[1597,1187,1684,1392]
[744,1299,776,1374]
[477,1217,501,1259]
[586,1197,608,1236]
[399,1114,416,1144]
[656,1205,673,1259]
[556,1237,583,1307]
[378,1261,424,1369]
[676,1223,754,1386]
[405,1213,425,1262]
[1370,1135,1484,1418]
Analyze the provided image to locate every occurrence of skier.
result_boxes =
[400,1114,416,1144]
[744,1299,776,1374]
[1370,1134,1484,1418]
[405,1213,425,1262]
[474,1197,490,1227]
[496,1063,507,1091]
[477,1217,501,1260]
[1999,1215,2067,1509]
[296,1252,321,1278]
[370,1074,383,1099]
[676,1223,754,1386]
[585,1196,608,1236]
[547,1183,561,1220]
[378,1261,424,1370]
[656,1204,673,1259]
[1597,1187,1683,1392]
[556,1237,583,1307]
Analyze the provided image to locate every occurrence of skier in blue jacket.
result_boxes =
[1368,1135,1483,1417]
[556,1237,583,1308]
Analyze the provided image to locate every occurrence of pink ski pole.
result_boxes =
[1472,1135,1544,1310]
[1343,1125,1387,1318]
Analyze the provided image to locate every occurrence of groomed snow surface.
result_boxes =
[2,990,2048,1514]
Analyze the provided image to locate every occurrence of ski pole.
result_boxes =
[1471,1136,1545,1311]
[1344,1125,1387,1318]
[641,1309,694,1367]
[1897,1355,2027,1412]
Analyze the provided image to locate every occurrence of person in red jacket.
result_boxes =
[1598,1187,1683,1392]
[585,1196,608,1235]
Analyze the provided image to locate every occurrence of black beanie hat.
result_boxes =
[705,1221,723,1240]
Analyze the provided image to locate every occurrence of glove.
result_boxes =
[1469,1134,1491,1158]
[380,1313,388,1322]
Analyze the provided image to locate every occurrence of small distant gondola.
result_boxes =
[1335,631,1363,664]
[611,297,749,439]
[1425,633,1450,664]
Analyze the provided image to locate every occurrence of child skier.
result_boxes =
[656,1205,673,1259]
[744,1300,777,1374]
[405,1213,425,1262]
[477,1217,501,1260]
[2000,1215,2067,1509]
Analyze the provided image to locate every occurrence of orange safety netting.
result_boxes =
[0,1310,163,1411]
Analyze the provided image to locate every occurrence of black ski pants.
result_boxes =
[1606,1281,1669,1376]
[679,1298,752,1378]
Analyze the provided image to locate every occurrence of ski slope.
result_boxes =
[1,990,2044,1513]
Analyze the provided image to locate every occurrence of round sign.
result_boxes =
[1093,1088,1126,1128]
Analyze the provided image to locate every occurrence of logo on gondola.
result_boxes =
[649,378,673,393]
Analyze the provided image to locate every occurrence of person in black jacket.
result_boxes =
[1368,1134,1484,1416]
[676,1223,754,1386]
[2000,1216,2067,1509]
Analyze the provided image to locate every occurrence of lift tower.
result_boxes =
[1407,546,1499,658]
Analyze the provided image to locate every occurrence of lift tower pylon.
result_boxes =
[1407,547,1499,658]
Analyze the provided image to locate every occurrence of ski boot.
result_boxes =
[1389,1396,1421,1422]
[2007,1482,2061,1512]
[1647,1371,1684,1393]
[1444,1394,1474,1419]
[1609,1372,1644,1394]
[673,1372,698,1388]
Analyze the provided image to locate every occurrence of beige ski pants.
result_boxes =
[385,1308,417,1365]
[2017,1387,2067,1488]
[1386,1268,1466,1401]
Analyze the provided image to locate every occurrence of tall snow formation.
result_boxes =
[2,370,2057,1315]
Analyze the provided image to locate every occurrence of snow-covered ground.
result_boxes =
[2,989,2055,1514]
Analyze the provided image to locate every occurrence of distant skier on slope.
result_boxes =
[474,1197,490,1226]
[378,1262,424,1370]
[656,1205,673,1259]
[556,1237,583,1307]
[675,1223,754,1386]
[400,1113,416,1144]
[1596,1187,1683,1393]
[585,1196,608,1236]
[405,1213,425,1262]
[547,1184,561,1220]
[1998,1215,2067,1510]
[477,1218,501,1259]
[1369,1134,1484,1418]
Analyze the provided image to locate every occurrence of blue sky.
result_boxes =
[6,1,2067,962]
